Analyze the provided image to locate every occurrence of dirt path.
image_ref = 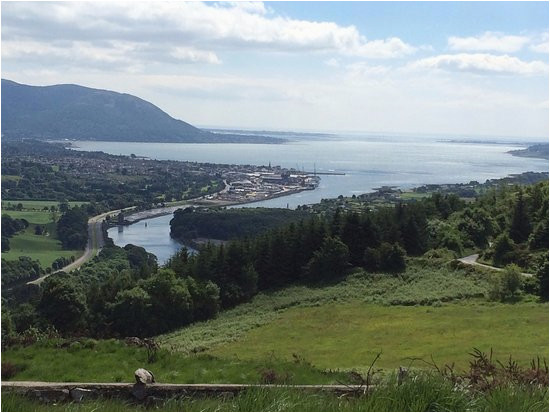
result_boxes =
[457,254,533,277]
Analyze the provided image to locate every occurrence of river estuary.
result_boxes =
[81,134,548,264]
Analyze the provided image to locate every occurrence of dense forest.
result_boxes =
[3,180,547,341]
[170,207,310,242]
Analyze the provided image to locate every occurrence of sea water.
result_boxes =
[79,134,547,263]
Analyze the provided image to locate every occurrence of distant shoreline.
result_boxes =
[115,187,310,226]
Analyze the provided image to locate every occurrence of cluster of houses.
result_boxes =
[206,169,320,203]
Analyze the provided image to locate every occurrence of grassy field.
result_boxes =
[1,339,345,385]
[160,264,547,371]
[159,264,493,354]
[2,200,85,267]
[3,378,548,412]
[397,191,432,200]
[2,200,87,210]
[209,301,548,370]
[2,210,55,224]
[2,225,82,267]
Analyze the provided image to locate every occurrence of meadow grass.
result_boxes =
[1,224,82,267]
[2,339,345,385]
[159,263,494,355]
[2,374,548,412]
[159,263,547,371]
[1,200,86,267]
[398,191,432,200]
[2,210,54,224]
[209,301,548,370]
[2,200,87,210]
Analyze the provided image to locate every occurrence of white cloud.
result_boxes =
[410,53,548,76]
[170,47,221,64]
[1,1,417,64]
[448,32,530,53]
[530,32,549,53]
[324,58,340,68]
[530,42,549,53]
[346,62,391,77]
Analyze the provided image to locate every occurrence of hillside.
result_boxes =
[509,143,549,160]
[1,80,281,143]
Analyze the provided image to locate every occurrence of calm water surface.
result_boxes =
[89,135,547,263]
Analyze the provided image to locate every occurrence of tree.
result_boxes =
[364,246,381,272]
[528,219,548,250]
[304,236,349,282]
[493,234,514,267]
[1,304,15,346]
[502,264,522,299]
[1,236,10,252]
[141,269,194,333]
[39,276,88,332]
[379,242,407,273]
[509,189,531,243]
[401,216,425,255]
[489,264,522,302]
[340,213,364,266]
[535,257,548,302]
[187,278,220,321]
[111,286,152,337]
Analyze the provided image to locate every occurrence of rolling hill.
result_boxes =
[1,79,280,143]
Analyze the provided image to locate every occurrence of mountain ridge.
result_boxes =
[1,79,281,144]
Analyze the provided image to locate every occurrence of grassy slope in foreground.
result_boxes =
[2,339,345,385]
[209,301,548,370]
[3,379,549,412]
[159,263,548,370]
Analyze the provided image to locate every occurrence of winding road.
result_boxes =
[28,207,135,285]
[27,185,232,285]
[457,254,533,277]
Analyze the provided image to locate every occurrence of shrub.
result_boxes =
[489,265,522,302]
[1,362,25,380]
[493,234,515,267]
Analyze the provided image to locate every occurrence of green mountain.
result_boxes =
[1,79,280,143]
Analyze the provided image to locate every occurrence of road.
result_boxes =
[457,254,533,277]
[27,185,234,285]
[28,207,135,285]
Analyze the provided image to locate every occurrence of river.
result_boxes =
[87,134,547,264]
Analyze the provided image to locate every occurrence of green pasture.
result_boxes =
[2,200,87,210]
[2,210,54,225]
[209,301,548,370]
[1,339,342,385]
[1,200,86,267]
[398,191,431,200]
[160,264,547,372]
[1,225,82,267]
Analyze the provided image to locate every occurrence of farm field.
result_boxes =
[1,225,82,267]
[2,200,87,210]
[2,200,86,267]
[159,264,548,371]
[209,301,549,370]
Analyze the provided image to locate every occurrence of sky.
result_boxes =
[1,1,549,139]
